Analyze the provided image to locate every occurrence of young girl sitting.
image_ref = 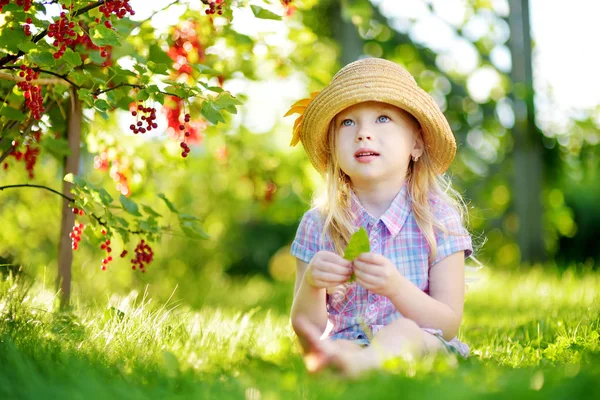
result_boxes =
[286,57,473,377]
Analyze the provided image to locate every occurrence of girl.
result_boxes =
[285,58,473,377]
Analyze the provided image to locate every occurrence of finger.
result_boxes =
[356,252,386,265]
[320,252,352,267]
[353,260,380,275]
[317,261,352,276]
[312,271,351,286]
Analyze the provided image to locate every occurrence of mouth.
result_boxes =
[354,149,380,159]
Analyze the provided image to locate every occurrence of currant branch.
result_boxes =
[91,83,178,98]
[0,68,80,88]
[0,183,155,236]
[0,1,109,67]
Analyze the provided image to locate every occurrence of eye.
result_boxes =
[341,119,354,127]
[377,115,391,123]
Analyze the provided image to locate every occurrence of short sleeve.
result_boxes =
[290,210,322,263]
[432,203,473,266]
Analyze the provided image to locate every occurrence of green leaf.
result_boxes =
[157,193,177,213]
[90,25,121,47]
[136,89,150,101]
[179,219,210,240]
[68,72,90,86]
[201,101,225,125]
[147,61,169,75]
[64,173,87,188]
[0,106,26,122]
[148,44,173,65]
[115,227,130,244]
[119,194,142,216]
[0,25,27,53]
[250,5,282,20]
[61,48,82,67]
[190,64,220,75]
[213,92,242,113]
[27,50,55,66]
[17,40,37,53]
[343,227,370,261]
[94,99,111,112]
[343,227,370,282]
[142,205,161,218]
[40,136,71,158]
[98,188,113,206]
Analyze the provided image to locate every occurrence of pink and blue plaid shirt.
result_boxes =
[291,184,472,357]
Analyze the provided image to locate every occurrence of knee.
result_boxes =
[389,318,422,341]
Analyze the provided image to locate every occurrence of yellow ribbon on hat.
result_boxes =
[284,91,320,146]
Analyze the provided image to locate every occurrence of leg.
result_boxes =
[294,316,363,373]
[299,317,447,378]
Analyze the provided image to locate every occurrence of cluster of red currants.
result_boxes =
[131,240,153,273]
[17,65,44,120]
[72,207,85,216]
[99,230,114,271]
[99,0,135,20]
[23,17,33,37]
[48,12,77,60]
[129,102,158,134]
[70,221,85,250]
[6,144,39,178]
[205,0,225,15]
[179,113,192,157]
[11,0,31,12]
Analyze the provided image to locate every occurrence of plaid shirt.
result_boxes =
[290,184,472,357]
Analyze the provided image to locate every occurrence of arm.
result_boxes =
[353,251,465,341]
[387,251,465,341]
[290,258,328,335]
[290,251,353,346]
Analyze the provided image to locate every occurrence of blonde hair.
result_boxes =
[312,108,469,264]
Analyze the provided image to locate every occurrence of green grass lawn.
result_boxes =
[1,267,599,399]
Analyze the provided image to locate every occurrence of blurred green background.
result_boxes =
[1,0,598,313]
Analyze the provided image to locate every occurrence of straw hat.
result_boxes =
[285,57,457,174]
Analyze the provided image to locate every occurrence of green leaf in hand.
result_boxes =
[343,227,370,282]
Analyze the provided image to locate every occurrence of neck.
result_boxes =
[351,175,406,219]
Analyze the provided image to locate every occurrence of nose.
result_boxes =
[356,126,372,142]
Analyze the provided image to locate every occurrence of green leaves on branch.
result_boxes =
[201,92,242,125]
[250,5,282,20]
[63,174,209,244]
[90,25,122,47]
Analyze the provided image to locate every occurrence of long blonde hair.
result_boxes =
[312,109,469,263]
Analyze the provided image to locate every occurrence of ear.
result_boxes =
[411,130,425,159]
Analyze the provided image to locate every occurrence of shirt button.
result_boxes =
[369,304,375,311]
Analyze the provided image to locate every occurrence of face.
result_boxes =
[333,101,423,187]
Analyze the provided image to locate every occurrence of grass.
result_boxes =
[0,267,599,399]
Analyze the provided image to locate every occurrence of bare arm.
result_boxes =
[290,251,353,345]
[387,251,465,341]
[290,259,328,336]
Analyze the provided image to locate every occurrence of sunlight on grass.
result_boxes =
[1,267,599,398]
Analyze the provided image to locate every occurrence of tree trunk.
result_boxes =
[333,2,363,67]
[507,0,546,263]
[57,95,82,307]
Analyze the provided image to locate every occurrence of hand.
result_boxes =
[305,251,352,289]
[353,252,401,297]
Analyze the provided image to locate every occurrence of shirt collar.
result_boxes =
[350,184,411,237]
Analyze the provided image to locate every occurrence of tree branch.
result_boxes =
[0,183,150,235]
[91,83,179,98]
[0,183,73,202]
[0,1,108,67]
[0,69,80,88]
